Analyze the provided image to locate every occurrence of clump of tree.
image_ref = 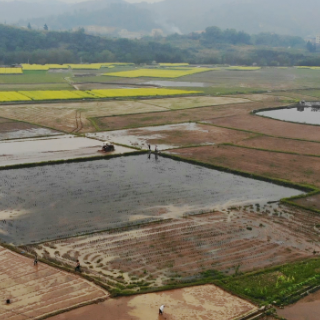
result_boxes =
[166,26,306,49]
[0,24,187,64]
[306,41,317,53]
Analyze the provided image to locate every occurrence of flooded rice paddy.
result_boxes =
[0,135,132,167]
[257,105,320,125]
[0,124,60,140]
[49,285,257,320]
[0,154,303,245]
[87,123,212,150]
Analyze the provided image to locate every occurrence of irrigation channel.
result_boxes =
[0,154,303,245]
[256,102,320,125]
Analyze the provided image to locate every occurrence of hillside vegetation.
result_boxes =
[0,24,320,66]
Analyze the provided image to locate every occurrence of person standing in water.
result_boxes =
[159,305,165,315]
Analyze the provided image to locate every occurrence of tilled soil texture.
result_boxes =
[237,136,320,156]
[32,205,319,292]
[0,96,252,133]
[87,123,256,150]
[0,135,133,167]
[169,145,320,188]
[294,194,320,212]
[277,289,320,320]
[203,114,320,141]
[0,246,108,320]
[0,155,301,245]
[48,285,257,320]
[94,101,285,131]
[0,117,60,140]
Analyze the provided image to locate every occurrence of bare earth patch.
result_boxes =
[0,246,108,320]
[94,101,284,131]
[169,145,320,187]
[49,285,257,320]
[139,96,250,109]
[203,114,320,141]
[237,136,320,156]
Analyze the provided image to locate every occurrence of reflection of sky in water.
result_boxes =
[0,155,303,245]
[87,123,210,150]
[258,106,320,125]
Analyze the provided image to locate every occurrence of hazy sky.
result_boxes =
[0,0,163,2]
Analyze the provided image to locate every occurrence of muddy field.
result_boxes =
[0,135,132,167]
[0,246,107,320]
[170,145,320,188]
[87,123,255,150]
[277,289,320,320]
[93,101,286,131]
[237,136,320,156]
[203,114,320,141]
[32,204,319,291]
[0,154,302,245]
[0,96,251,133]
[49,285,257,320]
[0,117,60,140]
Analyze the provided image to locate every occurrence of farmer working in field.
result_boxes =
[159,305,165,315]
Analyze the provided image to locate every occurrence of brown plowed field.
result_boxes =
[0,246,108,320]
[204,114,320,141]
[237,136,320,156]
[94,101,285,131]
[49,284,258,320]
[0,96,256,133]
[32,204,320,291]
[170,145,320,187]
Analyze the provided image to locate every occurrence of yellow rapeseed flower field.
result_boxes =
[0,88,199,102]
[159,63,190,66]
[105,68,215,78]
[0,68,23,74]
[90,88,200,98]
[21,64,50,71]
[0,92,31,102]
[296,66,320,70]
[68,64,102,69]
[226,66,261,71]
[18,90,95,100]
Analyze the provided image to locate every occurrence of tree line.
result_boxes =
[0,24,319,66]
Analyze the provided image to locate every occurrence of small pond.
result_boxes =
[257,105,320,125]
[0,154,303,245]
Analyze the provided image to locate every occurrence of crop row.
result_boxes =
[105,68,216,78]
[0,88,200,102]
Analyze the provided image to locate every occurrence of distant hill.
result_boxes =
[148,0,320,37]
[10,0,320,38]
[21,3,159,35]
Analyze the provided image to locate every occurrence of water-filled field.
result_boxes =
[0,154,303,245]
[0,135,132,167]
[257,105,320,125]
